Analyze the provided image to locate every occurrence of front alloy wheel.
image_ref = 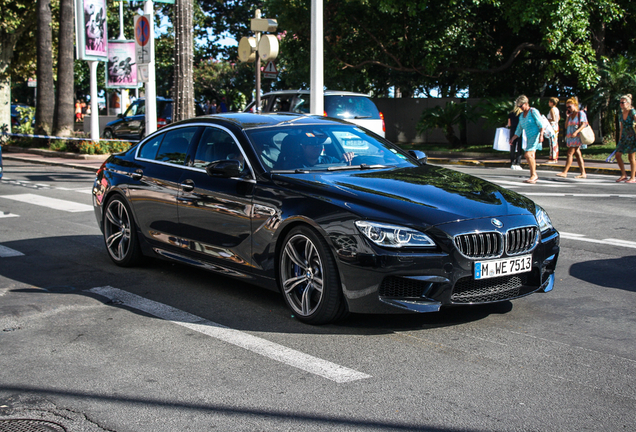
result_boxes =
[103,196,142,266]
[279,226,343,324]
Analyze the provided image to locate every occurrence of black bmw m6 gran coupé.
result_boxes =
[92,113,559,324]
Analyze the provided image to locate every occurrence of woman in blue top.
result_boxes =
[615,94,636,183]
[509,95,544,183]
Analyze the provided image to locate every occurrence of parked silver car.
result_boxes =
[245,90,385,137]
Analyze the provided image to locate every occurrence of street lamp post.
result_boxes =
[238,10,278,113]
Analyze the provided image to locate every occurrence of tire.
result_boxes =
[103,195,142,267]
[103,129,113,139]
[279,226,344,325]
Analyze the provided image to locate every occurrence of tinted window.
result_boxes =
[293,94,310,113]
[324,96,380,119]
[193,128,243,169]
[124,101,142,116]
[271,95,293,112]
[154,127,199,165]
[138,134,164,160]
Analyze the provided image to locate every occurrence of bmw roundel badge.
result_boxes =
[491,218,503,228]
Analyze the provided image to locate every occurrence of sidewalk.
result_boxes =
[2,146,623,176]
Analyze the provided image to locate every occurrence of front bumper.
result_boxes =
[332,218,560,314]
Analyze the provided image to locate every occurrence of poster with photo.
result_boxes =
[75,0,108,60]
[106,41,140,88]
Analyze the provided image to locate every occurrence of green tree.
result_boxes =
[416,101,479,147]
[585,57,636,141]
[0,0,37,134]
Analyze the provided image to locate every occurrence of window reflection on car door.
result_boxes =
[177,126,254,271]
[129,126,202,248]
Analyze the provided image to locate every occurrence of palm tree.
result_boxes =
[585,57,636,142]
[53,0,74,137]
[35,0,54,136]
[416,101,479,148]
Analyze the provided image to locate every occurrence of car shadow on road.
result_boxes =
[569,255,636,293]
[1,235,514,337]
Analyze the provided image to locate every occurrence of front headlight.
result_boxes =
[355,221,436,248]
[535,205,553,233]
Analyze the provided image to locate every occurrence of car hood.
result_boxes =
[274,164,537,227]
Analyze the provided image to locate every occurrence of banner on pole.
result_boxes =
[74,0,108,61]
[106,41,142,89]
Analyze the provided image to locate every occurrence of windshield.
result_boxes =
[246,124,417,172]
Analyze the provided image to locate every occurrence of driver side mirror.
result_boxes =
[117,113,123,119]
[408,150,427,165]
[205,159,242,178]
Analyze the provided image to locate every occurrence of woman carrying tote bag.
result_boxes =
[509,95,544,183]
[557,97,588,179]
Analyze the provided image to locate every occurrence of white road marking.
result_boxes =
[560,232,636,249]
[88,286,371,383]
[0,245,25,257]
[523,193,636,198]
[56,187,94,194]
[0,211,19,218]
[0,193,93,212]
[492,179,576,188]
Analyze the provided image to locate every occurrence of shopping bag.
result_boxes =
[493,127,510,151]
[541,115,555,139]
[521,130,528,150]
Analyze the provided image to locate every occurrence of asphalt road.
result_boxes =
[1,160,634,432]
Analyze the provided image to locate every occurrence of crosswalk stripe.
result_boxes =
[0,193,93,212]
[89,286,372,383]
[0,245,24,257]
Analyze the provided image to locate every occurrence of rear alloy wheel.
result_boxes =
[103,195,142,266]
[103,129,113,139]
[279,226,343,324]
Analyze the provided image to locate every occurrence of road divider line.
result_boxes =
[0,245,24,257]
[0,211,19,218]
[0,193,93,212]
[523,193,636,198]
[560,232,636,249]
[88,286,371,383]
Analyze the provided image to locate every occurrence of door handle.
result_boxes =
[180,180,195,192]
[131,169,143,180]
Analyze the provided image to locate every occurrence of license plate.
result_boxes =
[474,254,532,280]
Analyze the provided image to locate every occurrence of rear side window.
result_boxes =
[324,96,380,120]
[193,128,242,168]
[138,134,164,160]
[154,127,199,165]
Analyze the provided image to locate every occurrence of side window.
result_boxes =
[124,102,138,117]
[271,95,293,112]
[138,133,164,160]
[155,127,199,165]
[293,95,310,113]
[193,127,243,168]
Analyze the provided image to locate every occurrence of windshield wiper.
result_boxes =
[354,115,372,119]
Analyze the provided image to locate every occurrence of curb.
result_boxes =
[4,146,109,161]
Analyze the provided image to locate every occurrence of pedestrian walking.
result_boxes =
[546,97,560,163]
[557,97,587,179]
[509,95,544,183]
[615,94,636,183]
[507,104,523,170]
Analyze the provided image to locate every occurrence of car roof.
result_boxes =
[173,112,354,130]
[261,90,372,98]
